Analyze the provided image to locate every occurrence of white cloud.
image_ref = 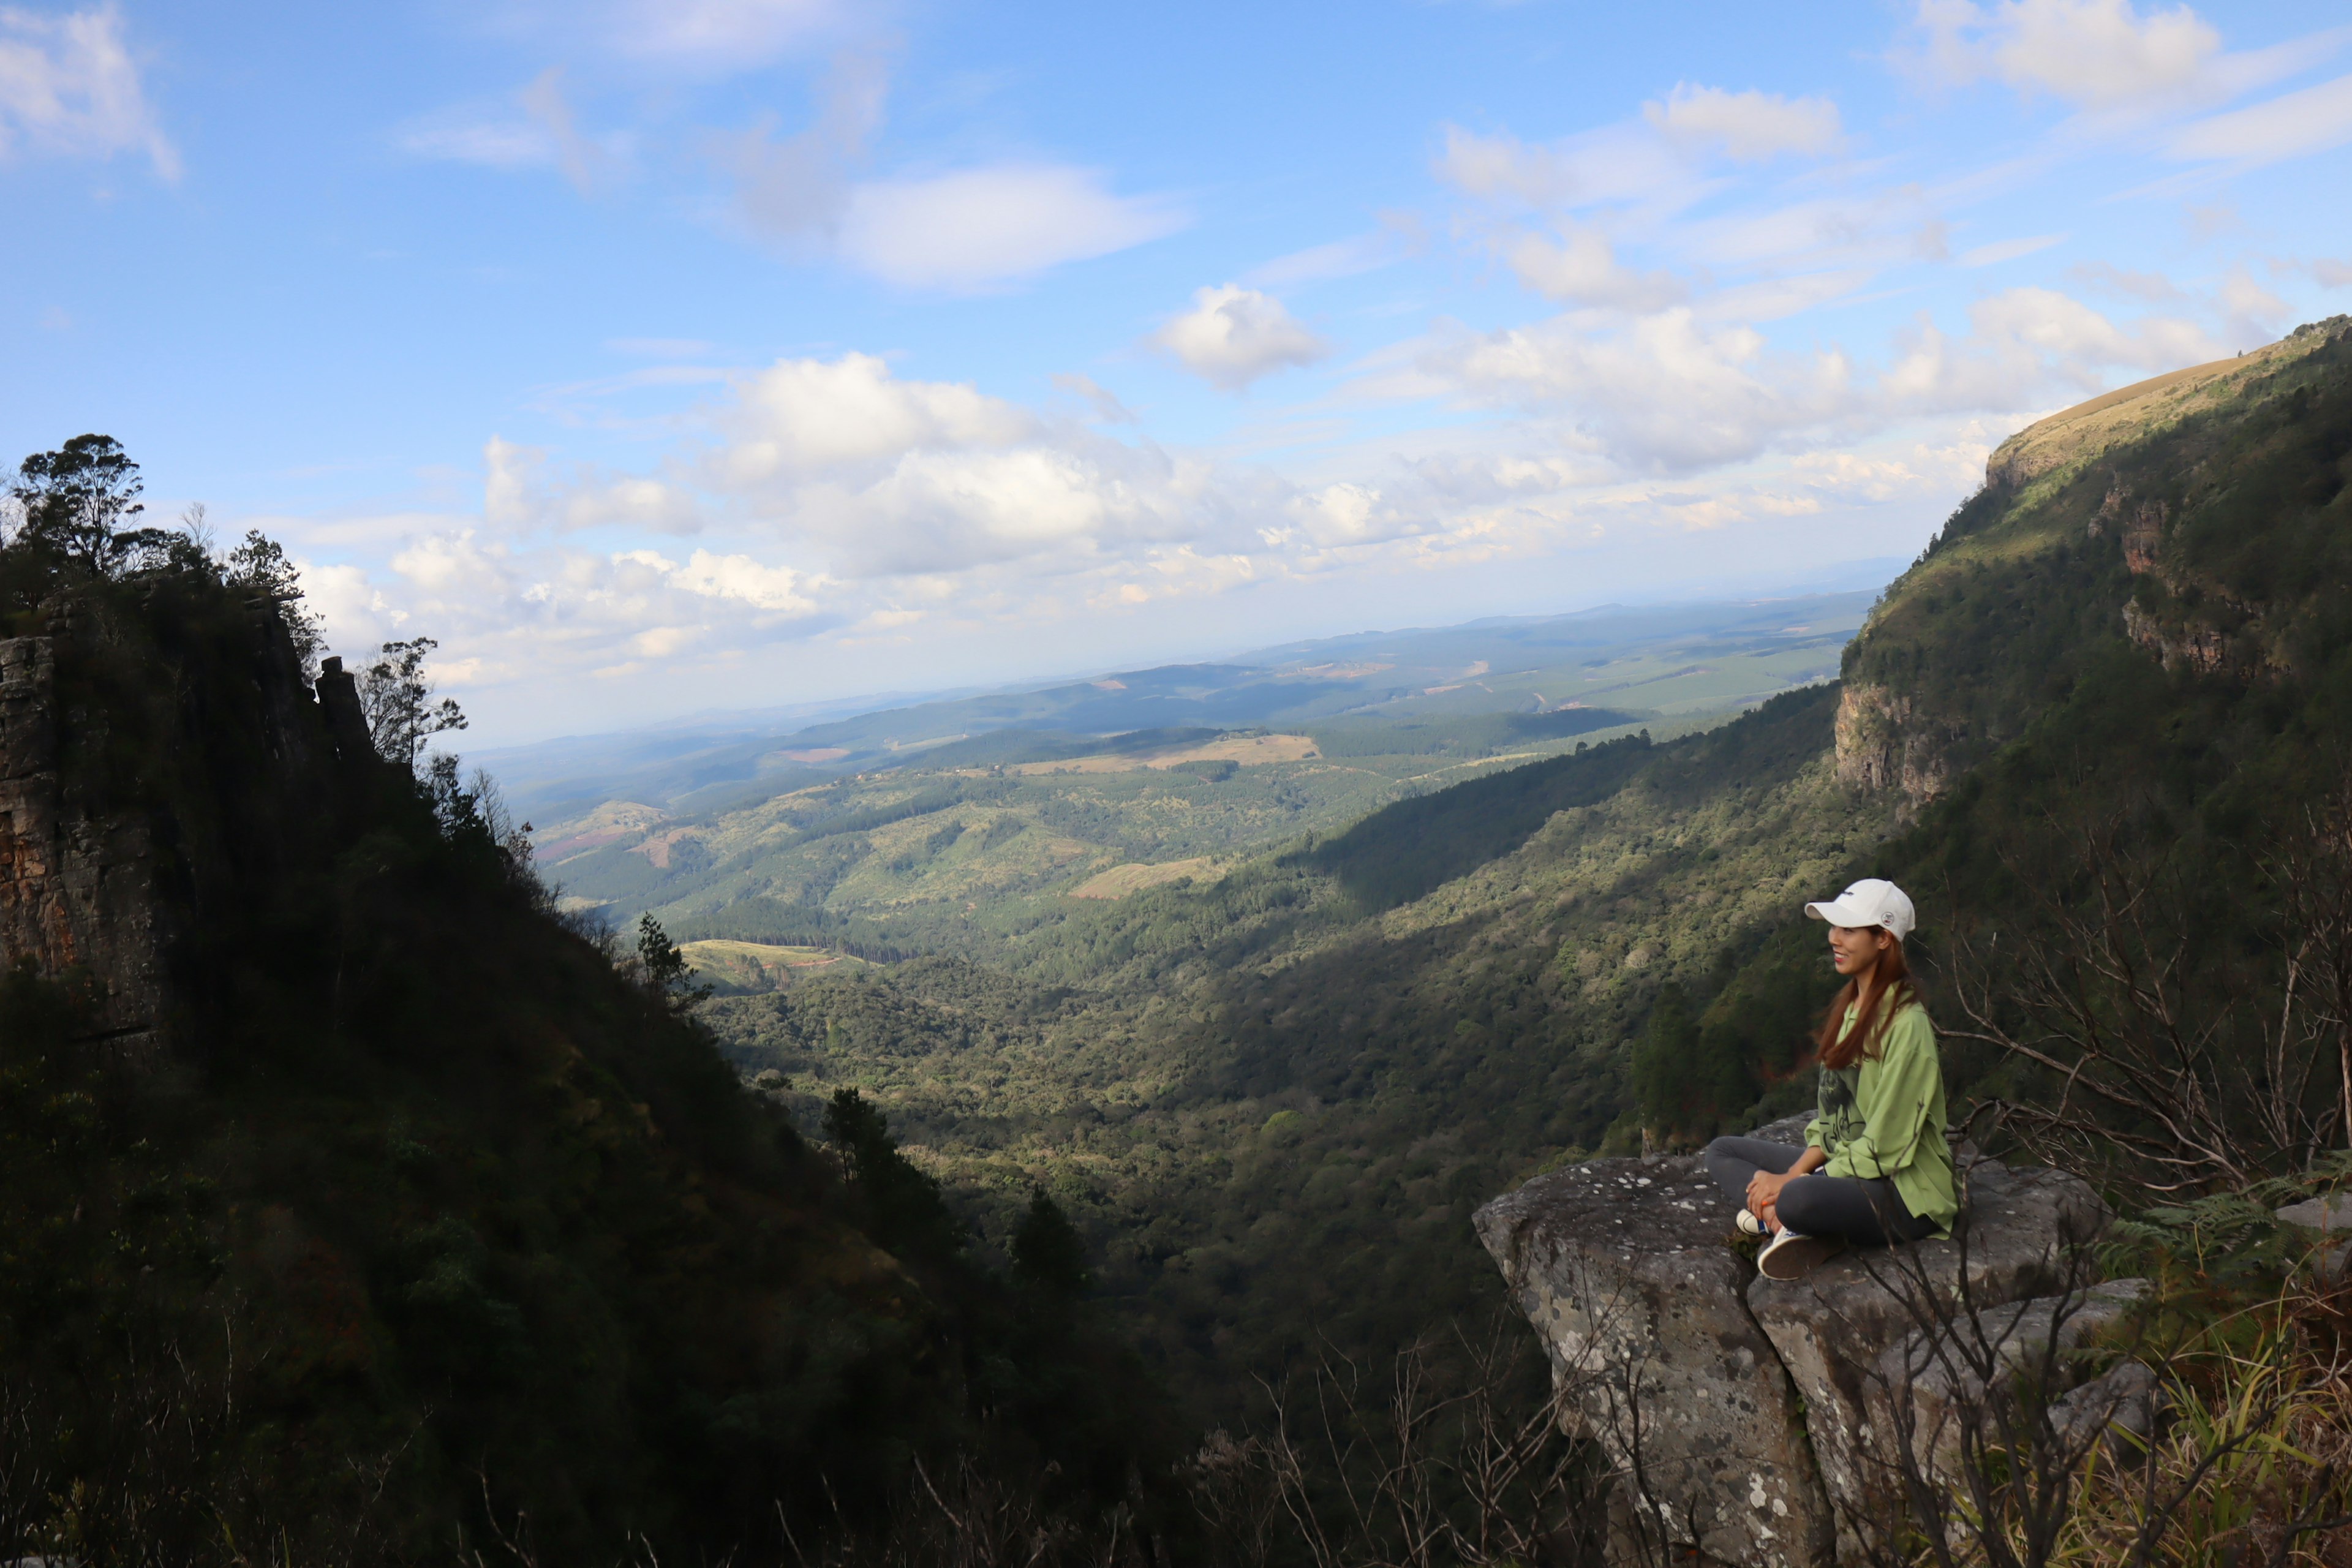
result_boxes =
[0,3,175,178]
[1153,285,1330,390]
[1503,221,1684,309]
[2170,71,2352,163]
[1434,125,1576,206]
[1419,309,1855,472]
[837,164,1187,290]
[1282,483,1410,547]
[1642,84,1843,162]
[1909,0,2221,111]
[717,352,1033,477]
[1905,0,2334,125]
[1433,122,1689,213]
[1882,285,2222,410]
[657,548,822,612]
[1390,283,2230,477]
[511,353,1225,579]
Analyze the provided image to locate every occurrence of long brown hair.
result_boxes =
[1815,935,1914,1071]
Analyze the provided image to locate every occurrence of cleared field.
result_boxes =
[536,800,668,859]
[680,940,864,990]
[1005,733,1319,775]
[1067,858,1220,900]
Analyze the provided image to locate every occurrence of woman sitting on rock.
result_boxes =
[1703,878,1958,1281]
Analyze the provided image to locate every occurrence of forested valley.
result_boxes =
[5,315,2352,1564]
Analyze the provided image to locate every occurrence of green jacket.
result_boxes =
[1804,997,1958,1235]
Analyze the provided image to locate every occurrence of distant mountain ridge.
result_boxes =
[480,590,1873,823]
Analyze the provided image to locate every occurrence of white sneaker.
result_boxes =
[1736,1208,1770,1237]
[1758,1229,1844,1281]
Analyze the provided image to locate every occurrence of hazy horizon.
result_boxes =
[466,556,1902,755]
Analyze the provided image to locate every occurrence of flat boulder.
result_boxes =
[1474,1154,1833,1568]
[1480,1134,2119,1566]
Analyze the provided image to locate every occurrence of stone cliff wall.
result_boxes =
[0,610,364,1059]
[0,636,166,1050]
[1830,683,1954,805]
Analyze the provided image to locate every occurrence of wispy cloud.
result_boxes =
[836,165,1187,291]
[0,2,176,178]
[490,0,853,76]
[1958,232,2067,265]
[709,48,887,244]
[1642,83,1844,162]
[2169,70,2352,163]
[398,67,628,192]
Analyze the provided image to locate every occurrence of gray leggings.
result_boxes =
[1703,1136,1936,1246]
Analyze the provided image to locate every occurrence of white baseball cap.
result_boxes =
[1804,878,1916,941]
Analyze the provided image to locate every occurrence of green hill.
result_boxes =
[526,601,1868,971]
[696,315,2352,1412]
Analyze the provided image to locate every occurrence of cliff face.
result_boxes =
[1830,681,1954,803]
[0,636,163,1047]
[1835,316,2352,809]
[0,595,366,1058]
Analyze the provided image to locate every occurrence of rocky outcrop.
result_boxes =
[0,636,165,1050]
[1474,1155,1831,1568]
[1477,1139,2125,1567]
[1746,1158,2109,1558]
[1981,321,2344,490]
[1883,1278,2148,1498]
[1831,684,1953,805]
[1838,320,2352,807]
[0,608,351,1060]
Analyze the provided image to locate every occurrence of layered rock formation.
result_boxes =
[1476,1126,2131,1566]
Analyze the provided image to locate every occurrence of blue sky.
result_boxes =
[4,0,2351,745]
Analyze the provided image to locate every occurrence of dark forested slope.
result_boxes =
[0,444,1176,1566]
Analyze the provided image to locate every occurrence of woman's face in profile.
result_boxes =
[1828,922,1890,978]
